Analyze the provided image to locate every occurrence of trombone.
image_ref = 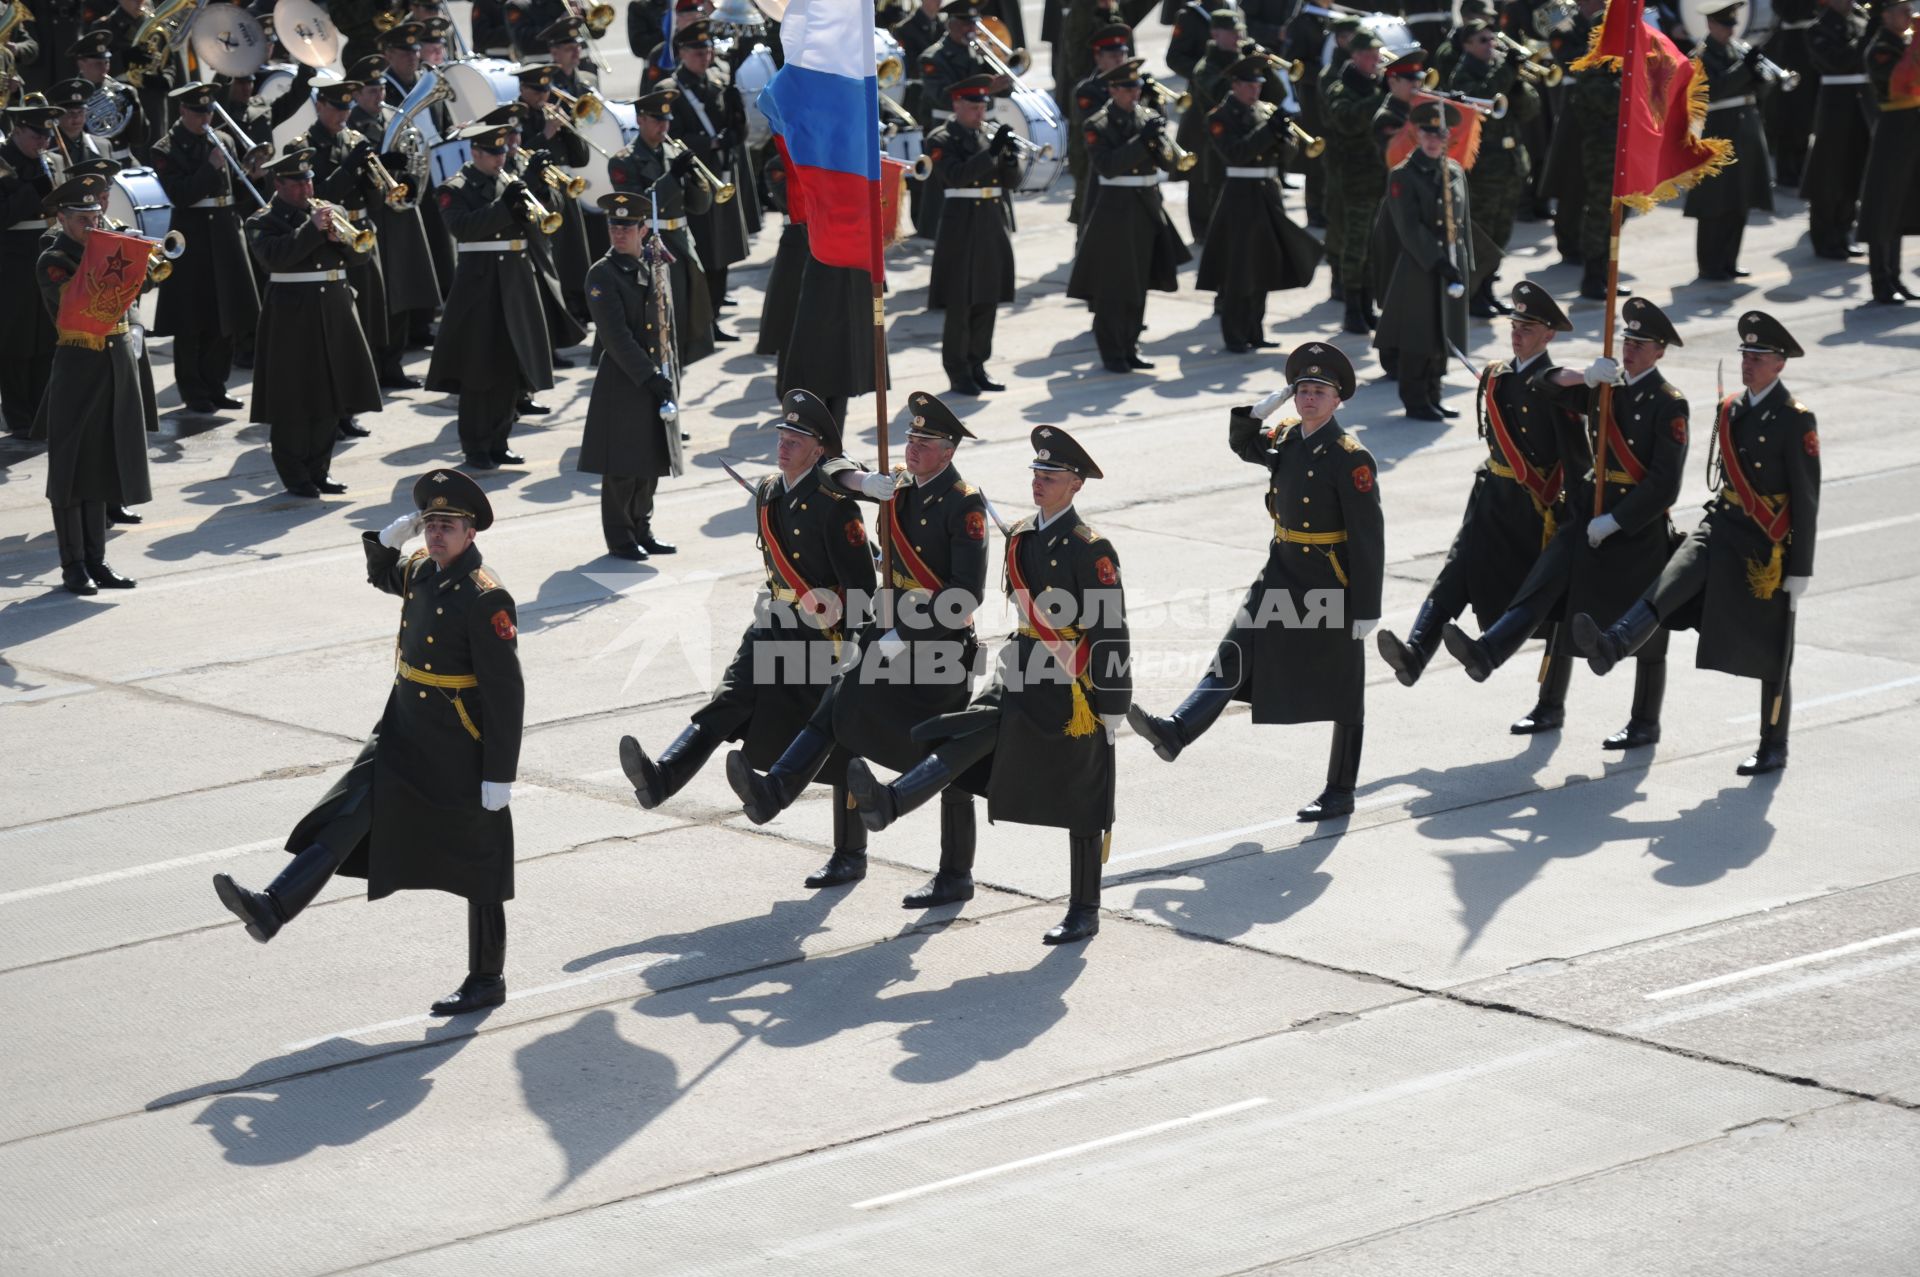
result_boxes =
[568,0,616,40]
[968,26,1056,126]
[201,106,270,207]
[311,199,377,251]
[1496,33,1564,86]
[1417,87,1510,120]
[1284,118,1326,159]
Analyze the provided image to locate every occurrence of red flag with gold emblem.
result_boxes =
[1573,0,1731,210]
[53,229,147,350]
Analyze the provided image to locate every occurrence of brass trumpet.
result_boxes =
[134,228,187,284]
[312,200,377,251]
[1143,77,1193,111]
[1497,33,1565,86]
[551,86,605,125]
[357,143,412,209]
[1285,118,1326,159]
[1243,45,1306,82]
[1150,130,1197,174]
[907,152,934,181]
[542,165,588,198]
[688,152,737,204]
[512,186,564,235]
[1417,87,1509,120]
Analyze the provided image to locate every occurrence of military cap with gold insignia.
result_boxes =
[1735,310,1803,358]
[1089,21,1131,50]
[672,18,714,49]
[1621,296,1683,347]
[1101,56,1146,87]
[1227,55,1269,82]
[49,78,93,110]
[480,102,531,129]
[311,78,363,107]
[513,63,555,89]
[904,391,977,443]
[1509,279,1572,332]
[348,55,388,83]
[539,15,586,44]
[1384,49,1427,78]
[1029,425,1103,478]
[168,81,218,112]
[67,29,115,61]
[43,174,109,215]
[1347,27,1383,52]
[420,17,452,42]
[457,120,516,150]
[64,156,121,182]
[412,468,495,531]
[268,145,317,178]
[1411,98,1460,132]
[1285,340,1357,400]
[947,73,997,102]
[776,389,845,455]
[381,20,426,48]
[5,98,60,130]
[597,190,646,222]
[634,88,678,119]
[939,0,983,21]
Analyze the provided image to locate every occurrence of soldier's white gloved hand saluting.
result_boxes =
[858,471,900,501]
[481,781,512,811]
[1252,388,1292,420]
[379,511,423,549]
[1587,512,1620,548]
[1583,357,1623,387]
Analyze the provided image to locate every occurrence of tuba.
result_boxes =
[124,0,200,88]
[385,69,453,198]
[0,1,32,108]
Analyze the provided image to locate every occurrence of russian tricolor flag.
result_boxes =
[757,0,883,275]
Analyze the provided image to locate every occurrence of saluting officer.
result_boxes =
[1068,58,1192,374]
[608,86,718,370]
[1685,1,1776,281]
[345,58,441,365]
[1377,279,1578,732]
[214,469,525,1018]
[579,191,681,562]
[426,120,557,471]
[246,145,383,497]
[0,97,61,438]
[1130,343,1383,820]
[1444,298,1690,750]
[668,20,750,339]
[1575,312,1820,777]
[1198,54,1320,352]
[618,391,877,825]
[847,425,1130,947]
[1375,98,1474,421]
[731,393,990,898]
[925,74,1022,395]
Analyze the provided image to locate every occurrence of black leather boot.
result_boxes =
[726,727,833,825]
[1298,723,1363,820]
[211,873,285,943]
[432,903,508,1014]
[211,840,345,942]
[620,723,722,810]
[1511,637,1573,734]
[1443,606,1535,684]
[1572,600,1660,677]
[1043,833,1103,945]
[847,752,955,833]
[1376,600,1445,687]
[904,789,977,907]
[1342,288,1370,336]
[805,784,869,887]
[1126,670,1235,762]
[1603,658,1666,749]
[1737,680,1790,775]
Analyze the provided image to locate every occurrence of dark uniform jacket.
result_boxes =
[425,163,557,394]
[925,117,1020,309]
[895,8,942,121]
[1165,1,1212,79]
[1375,148,1474,365]
[578,250,671,479]
[1684,36,1776,219]
[669,62,750,270]
[1220,406,1383,725]
[0,140,56,362]
[245,196,382,424]
[1067,100,1191,305]
[608,134,718,366]
[33,230,152,506]
[348,100,444,314]
[1449,49,1541,186]
[1856,25,1920,241]
[916,35,988,127]
[305,119,391,350]
[147,121,260,340]
[1798,3,1872,202]
[1322,62,1389,197]
[288,537,524,904]
[1197,94,1319,291]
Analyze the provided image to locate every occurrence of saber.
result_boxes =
[1447,341,1482,381]
[979,491,1012,536]
[718,458,756,494]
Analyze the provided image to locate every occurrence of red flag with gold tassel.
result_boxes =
[52,229,148,350]
[1572,0,1731,210]
[1384,100,1483,172]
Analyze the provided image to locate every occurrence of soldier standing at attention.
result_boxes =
[1374,99,1475,421]
[924,74,1022,395]
[213,470,525,1018]
[1175,10,1248,244]
[1856,0,1920,304]
[1449,19,1540,318]
[1575,313,1818,777]
[345,60,441,371]
[1685,1,1776,281]
[0,98,61,438]
[668,20,750,340]
[1067,21,1135,226]
[1798,0,1873,262]
[1322,27,1388,335]
[1129,343,1383,820]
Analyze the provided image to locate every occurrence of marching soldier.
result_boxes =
[1281,1,1339,227]
[1449,18,1541,318]
[380,23,457,306]
[1375,99,1474,421]
[246,146,383,496]
[579,191,680,562]
[34,174,149,594]
[1800,0,1873,262]
[1685,1,1776,281]
[68,28,146,164]
[0,97,59,437]
[1322,27,1387,334]
[1368,47,1430,379]
[607,86,717,371]
[147,81,259,416]
[846,425,1130,946]
[617,391,876,833]
[668,20,750,339]
[1574,312,1820,777]
[1067,58,1192,374]
[925,74,1022,395]
[1377,280,1578,732]
[730,393,991,898]
[1067,21,1134,225]
[346,60,442,362]
[1762,0,1819,186]
[756,149,806,360]
[1198,55,1320,352]
[426,121,558,471]
[1564,10,1619,300]
[1857,0,1919,304]
[213,469,525,1018]
[1444,298,1690,749]
[1129,343,1383,819]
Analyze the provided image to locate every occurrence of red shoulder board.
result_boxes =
[1352,464,1374,493]
[965,510,986,541]
[846,519,867,545]
[1803,430,1819,457]
[491,609,517,640]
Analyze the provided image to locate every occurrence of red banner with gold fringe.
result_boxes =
[52,229,147,350]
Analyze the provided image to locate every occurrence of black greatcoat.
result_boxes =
[348,101,444,313]
[426,164,556,395]
[146,123,260,339]
[924,118,1020,309]
[244,198,383,423]
[1067,101,1191,306]
[287,538,524,903]
[756,154,805,358]
[577,251,671,479]
[0,140,56,409]
[1683,37,1776,220]
[1856,27,1920,241]
[670,63,750,271]
[1375,150,1474,366]
[1797,5,1872,206]
[1649,383,1820,683]
[606,134,718,367]
[32,232,153,506]
[779,252,889,400]
[307,121,393,351]
[1198,95,1320,293]
[693,468,876,778]
[1218,409,1384,725]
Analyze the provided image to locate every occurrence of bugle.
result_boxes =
[1496,32,1564,86]
[361,148,413,209]
[311,200,377,251]
[1752,49,1802,92]
[1143,77,1192,111]
[687,152,737,204]
[1285,118,1326,159]
[130,227,187,283]
[540,163,588,198]
[1243,46,1306,82]
[510,185,564,234]
[1149,129,1197,174]
[905,152,934,181]
[551,85,606,125]
[1417,87,1509,120]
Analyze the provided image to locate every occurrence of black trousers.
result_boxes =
[708,262,731,314]
[1695,212,1747,277]
[1807,183,1859,258]
[1090,295,1145,365]
[51,499,107,567]
[269,418,338,489]
[1217,292,1267,348]
[941,301,997,380]
[173,327,234,404]
[458,386,519,460]
[1398,355,1446,413]
[0,352,50,435]
[1867,237,1905,298]
[601,472,661,549]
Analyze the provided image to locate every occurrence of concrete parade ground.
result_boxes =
[1,4,1917,1273]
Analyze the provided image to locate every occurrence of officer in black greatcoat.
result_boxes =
[213,470,526,1017]
[1856,1,1920,304]
[1683,1,1776,281]
[1800,0,1873,260]
[346,58,441,367]
[925,74,1022,395]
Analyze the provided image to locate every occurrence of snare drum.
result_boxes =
[735,46,778,147]
[989,86,1064,193]
[107,167,173,240]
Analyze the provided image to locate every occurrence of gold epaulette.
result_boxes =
[1663,382,1685,400]
[1072,524,1103,544]
[1337,434,1361,452]
[471,566,502,591]
[955,481,977,497]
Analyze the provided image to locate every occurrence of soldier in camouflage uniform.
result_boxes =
[1450,20,1541,317]
[1322,28,1388,334]
[1567,50,1618,300]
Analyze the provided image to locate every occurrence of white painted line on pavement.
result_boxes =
[0,839,283,906]
[1643,926,1920,1001]
[1633,949,1920,1029]
[1725,674,1920,722]
[849,1097,1271,1211]
[280,951,702,1052]
[1107,786,1423,864]
[1822,512,1920,540]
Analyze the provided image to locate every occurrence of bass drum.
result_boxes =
[107,166,173,239]
[254,63,298,103]
[735,45,777,147]
[570,97,639,208]
[441,57,520,127]
[988,86,1063,192]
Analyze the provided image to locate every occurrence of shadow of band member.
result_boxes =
[847,425,1130,947]
[213,470,525,1017]
[619,391,878,877]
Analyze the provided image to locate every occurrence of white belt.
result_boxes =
[459,239,527,252]
[187,196,233,208]
[1100,173,1165,187]
[1821,74,1866,86]
[943,186,1001,198]
[1707,95,1756,112]
[1224,166,1278,178]
[1405,9,1452,21]
[269,270,346,283]
[649,217,688,230]
[6,217,47,231]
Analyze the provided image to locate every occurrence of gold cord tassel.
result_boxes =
[1540,505,1557,551]
[1746,541,1784,600]
[1322,548,1349,587]
[1065,678,1099,738]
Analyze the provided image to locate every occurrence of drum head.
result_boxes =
[109,167,173,239]
[442,58,519,127]
[990,88,1063,193]
[192,7,272,79]
[275,0,341,71]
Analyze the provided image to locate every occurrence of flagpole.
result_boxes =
[868,78,895,625]
[1595,0,1645,520]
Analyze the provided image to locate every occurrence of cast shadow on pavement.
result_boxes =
[146,489,336,562]
[0,598,109,683]
[1124,835,1343,946]
[145,1019,489,1167]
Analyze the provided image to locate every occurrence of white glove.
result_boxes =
[1351,617,1379,642]
[1583,357,1623,388]
[481,781,512,811]
[858,471,900,501]
[1252,388,1291,420]
[379,511,423,549]
[1587,512,1620,548]
[1783,575,1810,609]
[874,629,906,661]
